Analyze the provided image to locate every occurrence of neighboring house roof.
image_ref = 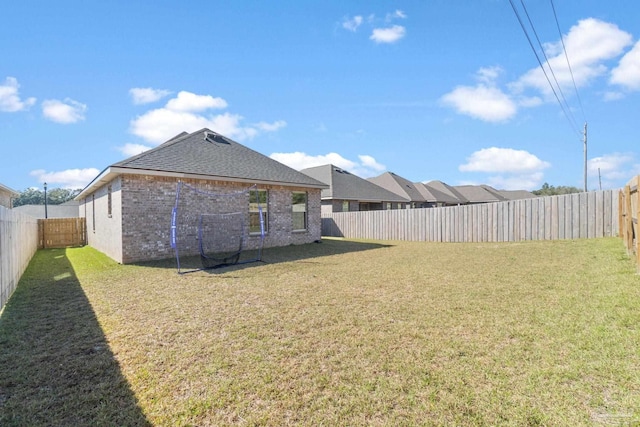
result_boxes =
[13,203,79,218]
[454,185,506,203]
[424,180,468,204]
[0,182,19,197]
[496,189,537,200]
[300,164,408,203]
[368,172,427,203]
[77,129,327,199]
[414,182,463,205]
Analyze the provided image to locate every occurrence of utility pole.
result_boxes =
[598,168,602,190]
[583,122,588,192]
[44,182,48,219]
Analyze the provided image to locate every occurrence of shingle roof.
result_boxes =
[111,129,326,187]
[368,172,427,202]
[300,164,408,203]
[78,129,326,199]
[415,182,463,204]
[454,185,505,203]
[424,180,468,204]
[497,189,537,200]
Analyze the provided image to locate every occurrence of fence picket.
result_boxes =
[0,207,39,312]
[321,190,621,244]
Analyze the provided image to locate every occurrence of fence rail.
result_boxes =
[322,190,619,243]
[0,206,39,312]
[38,217,86,249]
[620,176,639,271]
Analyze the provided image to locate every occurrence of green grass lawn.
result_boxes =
[1,238,639,426]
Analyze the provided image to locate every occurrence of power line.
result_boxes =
[518,0,581,133]
[550,0,586,122]
[507,0,582,137]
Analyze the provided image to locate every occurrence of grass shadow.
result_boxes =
[0,249,150,426]
[133,237,393,274]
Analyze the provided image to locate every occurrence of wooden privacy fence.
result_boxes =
[619,175,639,271]
[0,206,39,312]
[322,190,619,243]
[38,217,86,249]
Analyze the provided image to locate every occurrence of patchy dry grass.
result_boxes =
[2,237,640,426]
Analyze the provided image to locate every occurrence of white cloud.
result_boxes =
[370,25,406,44]
[588,152,635,181]
[0,76,36,112]
[610,40,640,91]
[270,151,386,178]
[254,120,287,132]
[342,15,363,32]
[118,143,153,157]
[358,154,386,172]
[603,91,625,101]
[129,87,172,105]
[460,147,550,173]
[516,96,543,108]
[476,66,503,85]
[386,10,406,21]
[443,18,634,121]
[42,98,87,124]
[130,91,284,144]
[30,168,100,189]
[513,18,632,96]
[486,172,545,191]
[165,91,227,112]
[441,85,517,122]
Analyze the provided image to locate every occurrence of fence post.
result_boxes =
[618,189,623,239]
[624,183,633,253]
[632,175,640,272]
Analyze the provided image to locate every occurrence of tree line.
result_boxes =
[531,183,582,196]
[12,188,82,207]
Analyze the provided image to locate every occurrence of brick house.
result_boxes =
[76,129,327,264]
[0,183,18,209]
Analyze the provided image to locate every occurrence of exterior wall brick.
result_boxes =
[113,175,321,264]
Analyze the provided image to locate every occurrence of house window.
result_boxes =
[386,202,392,210]
[107,185,112,217]
[249,189,268,234]
[342,200,349,212]
[292,191,307,231]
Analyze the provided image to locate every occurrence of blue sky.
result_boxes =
[2,0,639,193]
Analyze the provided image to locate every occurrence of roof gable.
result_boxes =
[368,172,426,202]
[415,182,462,204]
[424,180,468,204]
